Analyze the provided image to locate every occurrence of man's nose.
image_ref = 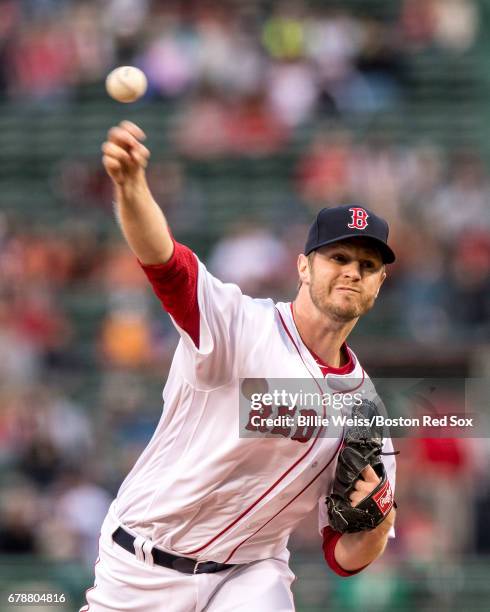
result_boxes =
[342,261,362,280]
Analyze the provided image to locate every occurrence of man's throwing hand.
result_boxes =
[102,121,150,186]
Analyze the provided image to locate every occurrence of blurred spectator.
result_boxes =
[0,481,39,554]
[99,303,153,369]
[226,90,289,156]
[176,87,288,158]
[349,137,403,218]
[207,223,290,296]
[393,228,450,343]
[56,159,114,214]
[12,286,72,360]
[414,435,475,557]
[0,298,41,385]
[0,0,18,98]
[146,161,204,233]
[305,8,360,82]
[70,2,114,84]
[18,436,64,488]
[37,388,93,462]
[355,17,405,107]
[449,232,490,336]
[401,0,477,51]
[175,85,231,158]
[401,0,438,48]
[8,17,76,105]
[427,150,490,243]
[296,130,353,208]
[267,60,317,128]
[140,17,197,97]
[102,243,148,290]
[53,467,111,565]
[262,3,306,61]
[432,0,478,52]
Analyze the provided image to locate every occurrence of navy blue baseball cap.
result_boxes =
[304,205,396,264]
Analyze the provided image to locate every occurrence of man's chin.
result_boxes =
[310,288,373,322]
[323,297,373,322]
[325,304,361,322]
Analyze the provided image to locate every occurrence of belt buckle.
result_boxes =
[194,561,218,574]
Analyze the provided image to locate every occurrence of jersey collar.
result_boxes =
[275,302,357,377]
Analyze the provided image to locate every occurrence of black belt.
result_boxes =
[112,526,236,574]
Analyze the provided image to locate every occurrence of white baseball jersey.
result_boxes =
[110,243,396,566]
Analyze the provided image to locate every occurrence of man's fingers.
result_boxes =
[103,122,149,184]
[349,482,375,506]
[120,120,146,141]
[354,479,374,493]
[107,126,140,150]
[349,491,364,507]
[102,154,120,170]
[349,480,374,505]
[348,466,382,506]
[102,141,132,164]
[102,155,124,182]
[102,140,149,166]
[106,128,150,159]
[129,143,150,162]
[129,150,148,168]
[360,465,380,483]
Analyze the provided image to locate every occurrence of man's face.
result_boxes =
[298,239,387,322]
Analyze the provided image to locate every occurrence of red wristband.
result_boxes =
[322,527,369,577]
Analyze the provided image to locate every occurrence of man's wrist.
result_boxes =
[352,506,395,541]
[334,507,395,571]
[115,171,149,204]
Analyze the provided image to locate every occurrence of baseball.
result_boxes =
[105,66,148,103]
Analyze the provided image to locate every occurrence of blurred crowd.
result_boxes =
[0,0,489,595]
[0,0,478,111]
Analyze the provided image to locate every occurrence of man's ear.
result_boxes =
[297,253,310,285]
[375,269,387,298]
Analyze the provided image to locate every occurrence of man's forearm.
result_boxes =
[334,508,395,571]
[114,173,174,265]
[102,120,174,265]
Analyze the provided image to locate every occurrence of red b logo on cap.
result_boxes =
[348,207,369,230]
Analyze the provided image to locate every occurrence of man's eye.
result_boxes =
[361,261,376,269]
[332,254,347,263]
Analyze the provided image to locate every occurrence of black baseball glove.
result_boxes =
[326,400,396,533]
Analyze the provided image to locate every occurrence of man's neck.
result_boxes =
[292,298,358,368]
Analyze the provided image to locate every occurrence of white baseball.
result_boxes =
[105,66,148,103]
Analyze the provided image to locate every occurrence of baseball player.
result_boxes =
[81,120,397,612]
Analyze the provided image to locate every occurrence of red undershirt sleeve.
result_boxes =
[138,240,200,348]
[322,527,369,577]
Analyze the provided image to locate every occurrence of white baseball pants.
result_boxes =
[80,511,296,612]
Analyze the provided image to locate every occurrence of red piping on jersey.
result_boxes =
[182,308,363,557]
[182,424,327,556]
[276,307,367,575]
[223,434,344,563]
[289,302,355,375]
[276,307,365,393]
